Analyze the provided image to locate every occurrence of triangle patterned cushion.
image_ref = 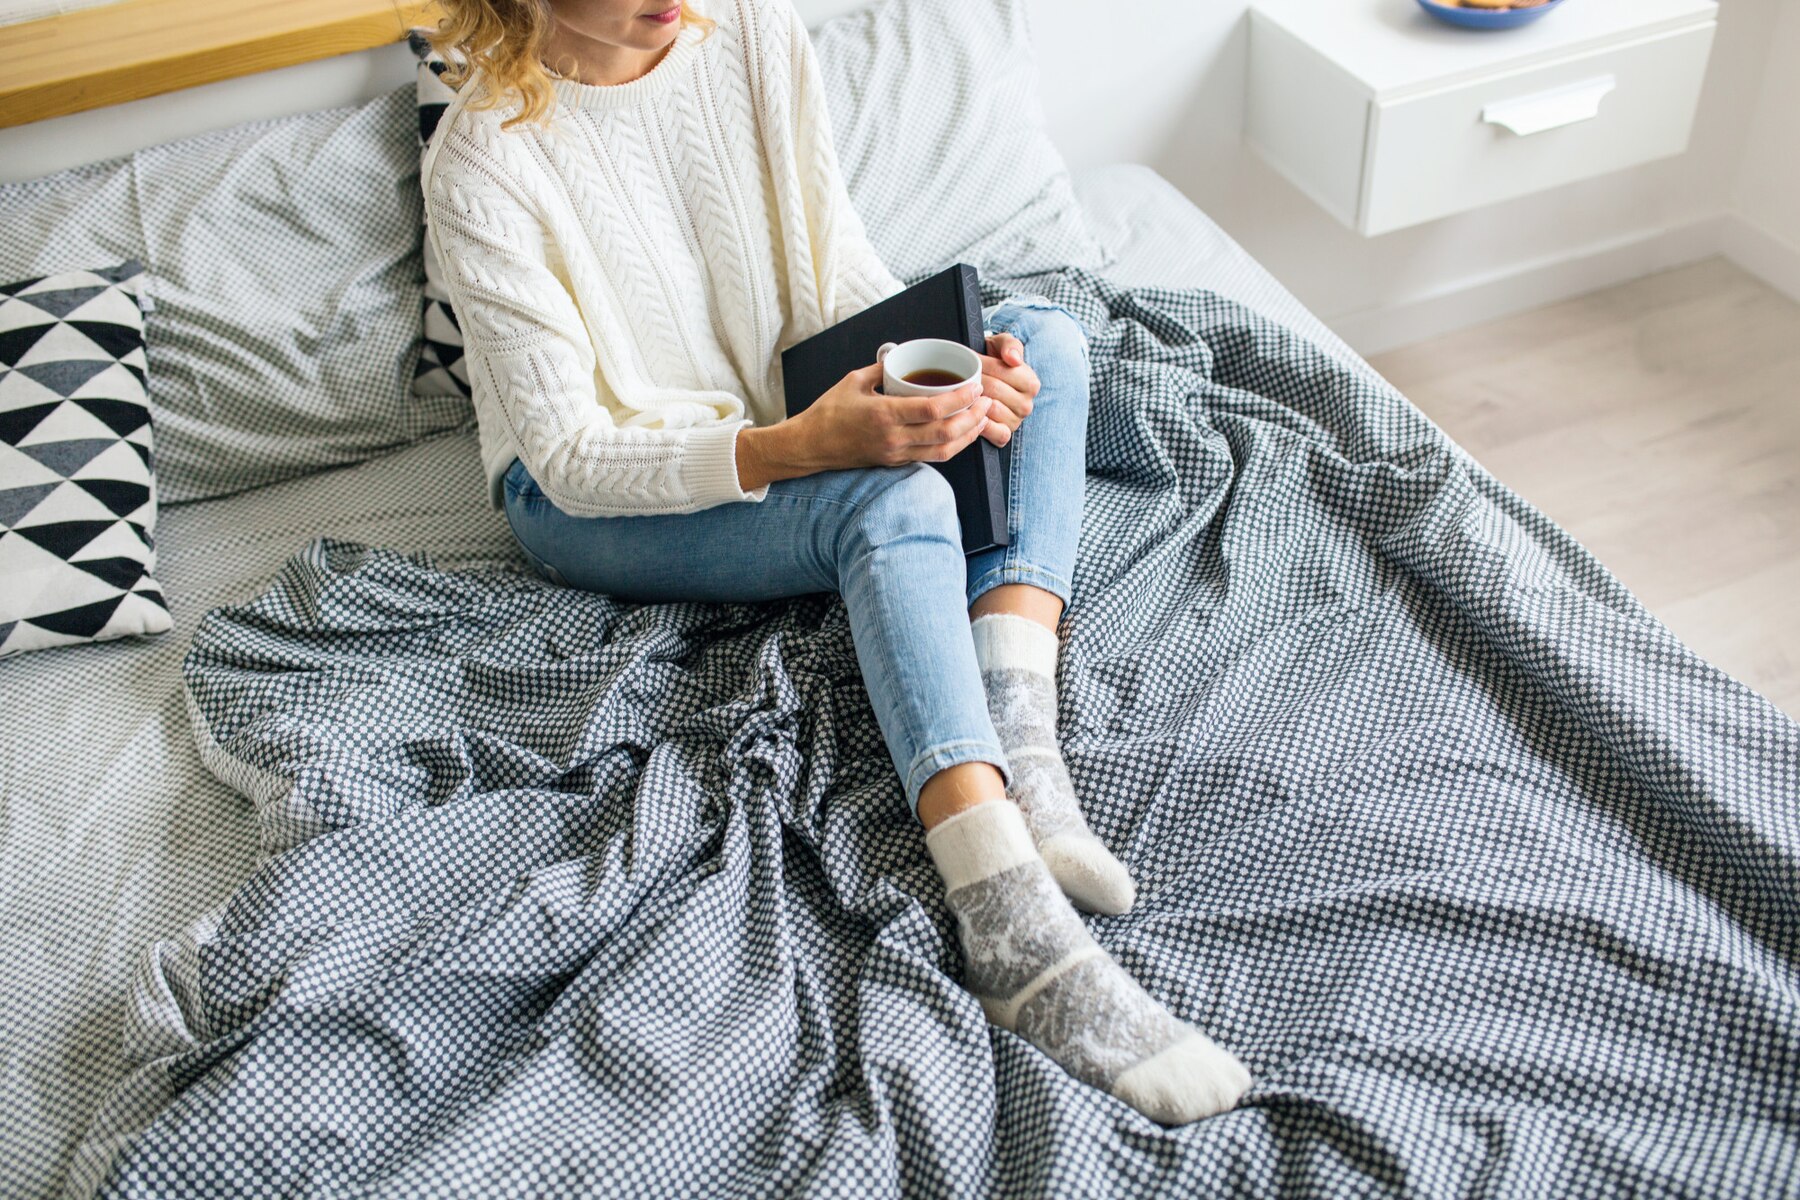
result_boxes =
[0,260,170,658]
[408,29,472,402]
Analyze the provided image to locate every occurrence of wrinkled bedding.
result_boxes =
[69,269,1800,1197]
[0,164,1342,1200]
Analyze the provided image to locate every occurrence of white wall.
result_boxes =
[1,0,1790,353]
[1724,0,1800,300]
[1028,0,1790,350]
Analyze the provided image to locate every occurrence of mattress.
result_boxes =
[0,164,1346,1198]
[1073,164,1356,366]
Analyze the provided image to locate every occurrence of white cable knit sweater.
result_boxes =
[421,0,902,517]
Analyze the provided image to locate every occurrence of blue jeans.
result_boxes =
[501,299,1090,819]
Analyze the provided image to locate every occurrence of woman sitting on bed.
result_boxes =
[420,0,1249,1123]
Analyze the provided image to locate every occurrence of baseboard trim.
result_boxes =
[1718,215,1800,305]
[1326,216,1727,357]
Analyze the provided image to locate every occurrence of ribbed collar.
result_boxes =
[544,19,706,113]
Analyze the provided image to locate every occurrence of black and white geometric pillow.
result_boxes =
[408,29,473,402]
[0,260,170,658]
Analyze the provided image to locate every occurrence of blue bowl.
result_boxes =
[1416,0,1567,30]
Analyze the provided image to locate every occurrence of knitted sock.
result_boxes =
[925,799,1250,1124]
[970,612,1136,915]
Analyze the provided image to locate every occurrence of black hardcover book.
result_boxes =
[781,263,1009,555]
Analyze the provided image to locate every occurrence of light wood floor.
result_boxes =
[1368,257,1800,721]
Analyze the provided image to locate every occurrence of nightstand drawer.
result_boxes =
[1362,23,1714,235]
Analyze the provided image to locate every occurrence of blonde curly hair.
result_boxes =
[424,2,713,132]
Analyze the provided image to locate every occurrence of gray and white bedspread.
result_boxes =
[72,271,1799,1197]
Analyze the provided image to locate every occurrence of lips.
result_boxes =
[643,4,680,23]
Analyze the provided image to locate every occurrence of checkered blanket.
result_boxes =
[73,272,1800,1197]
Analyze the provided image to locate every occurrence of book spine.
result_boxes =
[980,442,1009,550]
[957,263,985,352]
[959,263,1008,552]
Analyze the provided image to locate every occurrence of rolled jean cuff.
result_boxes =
[966,562,1074,612]
[904,738,1013,816]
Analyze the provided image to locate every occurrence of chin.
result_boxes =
[622,24,681,52]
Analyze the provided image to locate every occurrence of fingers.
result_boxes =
[847,361,886,392]
[986,332,1026,368]
[878,397,1001,464]
[980,376,1031,427]
[921,405,996,461]
[979,354,1040,403]
[884,396,992,460]
[886,383,982,425]
[914,396,991,445]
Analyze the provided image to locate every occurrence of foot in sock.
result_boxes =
[925,798,1251,1124]
[971,612,1137,914]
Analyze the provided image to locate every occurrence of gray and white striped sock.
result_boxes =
[971,612,1137,915]
[925,799,1250,1124]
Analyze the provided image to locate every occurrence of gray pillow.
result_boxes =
[811,0,1109,282]
[0,85,468,503]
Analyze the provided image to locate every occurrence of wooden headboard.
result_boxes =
[0,0,447,129]
[0,0,883,183]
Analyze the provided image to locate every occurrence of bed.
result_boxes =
[2,1,1795,1197]
[0,161,1336,1194]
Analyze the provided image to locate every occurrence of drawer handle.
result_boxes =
[1482,75,1618,137]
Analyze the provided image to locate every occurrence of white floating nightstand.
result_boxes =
[1246,0,1718,236]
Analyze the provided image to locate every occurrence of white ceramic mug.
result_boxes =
[875,338,982,399]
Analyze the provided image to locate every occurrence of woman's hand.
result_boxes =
[735,362,993,490]
[976,332,1040,447]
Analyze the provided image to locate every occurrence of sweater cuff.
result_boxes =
[682,420,768,508]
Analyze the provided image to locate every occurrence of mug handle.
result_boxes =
[876,342,897,365]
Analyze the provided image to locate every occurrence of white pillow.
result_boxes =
[810,0,1109,282]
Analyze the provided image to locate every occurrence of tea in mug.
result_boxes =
[900,368,968,387]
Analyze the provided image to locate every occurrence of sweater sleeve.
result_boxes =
[775,0,904,324]
[425,139,767,519]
